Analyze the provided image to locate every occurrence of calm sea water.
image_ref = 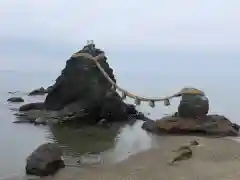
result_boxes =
[1,51,240,178]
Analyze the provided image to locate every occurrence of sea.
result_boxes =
[1,50,240,178]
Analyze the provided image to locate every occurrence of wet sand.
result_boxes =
[37,136,240,180]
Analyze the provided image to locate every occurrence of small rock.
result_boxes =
[14,110,42,121]
[19,102,45,111]
[28,87,47,96]
[126,104,138,115]
[34,117,47,125]
[8,91,20,94]
[7,97,24,103]
[13,119,34,124]
[142,120,158,133]
[25,143,65,176]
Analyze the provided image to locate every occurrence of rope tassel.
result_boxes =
[164,99,170,106]
[149,100,155,108]
[135,98,141,106]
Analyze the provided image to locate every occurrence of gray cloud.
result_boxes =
[0,0,239,71]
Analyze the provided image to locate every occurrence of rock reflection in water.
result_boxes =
[48,123,121,156]
[47,120,156,164]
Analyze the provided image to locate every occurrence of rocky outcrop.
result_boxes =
[25,143,65,176]
[12,43,152,125]
[7,97,24,103]
[28,87,48,96]
[142,115,239,136]
[43,43,133,124]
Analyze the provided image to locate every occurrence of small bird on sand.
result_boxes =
[169,140,199,165]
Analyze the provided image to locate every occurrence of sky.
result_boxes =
[0,0,239,72]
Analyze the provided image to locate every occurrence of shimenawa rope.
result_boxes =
[71,46,204,107]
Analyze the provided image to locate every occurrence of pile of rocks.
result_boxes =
[142,89,239,137]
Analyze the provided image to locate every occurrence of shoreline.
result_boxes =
[46,135,240,180]
[3,135,240,180]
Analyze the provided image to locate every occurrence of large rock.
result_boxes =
[44,43,131,123]
[178,94,209,118]
[142,115,239,136]
[25,143,65,176]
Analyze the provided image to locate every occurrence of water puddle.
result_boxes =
[48,120,158,166]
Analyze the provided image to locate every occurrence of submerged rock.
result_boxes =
[142,115,239,137]
[28,87,48,96]
[7,97,24,103]
[19,102,45,111]
[25,143,65,176]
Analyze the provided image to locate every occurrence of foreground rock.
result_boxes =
[26,143,65,176]
[43,43,139,124]
[7,97,24,103]
[142,114,239,136]
[28,87,48,96]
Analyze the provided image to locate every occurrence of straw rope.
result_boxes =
[71,51,204,106]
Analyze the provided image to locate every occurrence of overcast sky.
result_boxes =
[0,0,239,71]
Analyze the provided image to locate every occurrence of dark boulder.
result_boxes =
[29,87,48,96]
[99,92,128,122]
[126,104,138,115]
[43,43,131,124]
[178,94,209,118]
[142,120,158,133]
[7,97,24,103]
[25,143,65,176]
[142,115,239,137]
[19,102,45,111]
